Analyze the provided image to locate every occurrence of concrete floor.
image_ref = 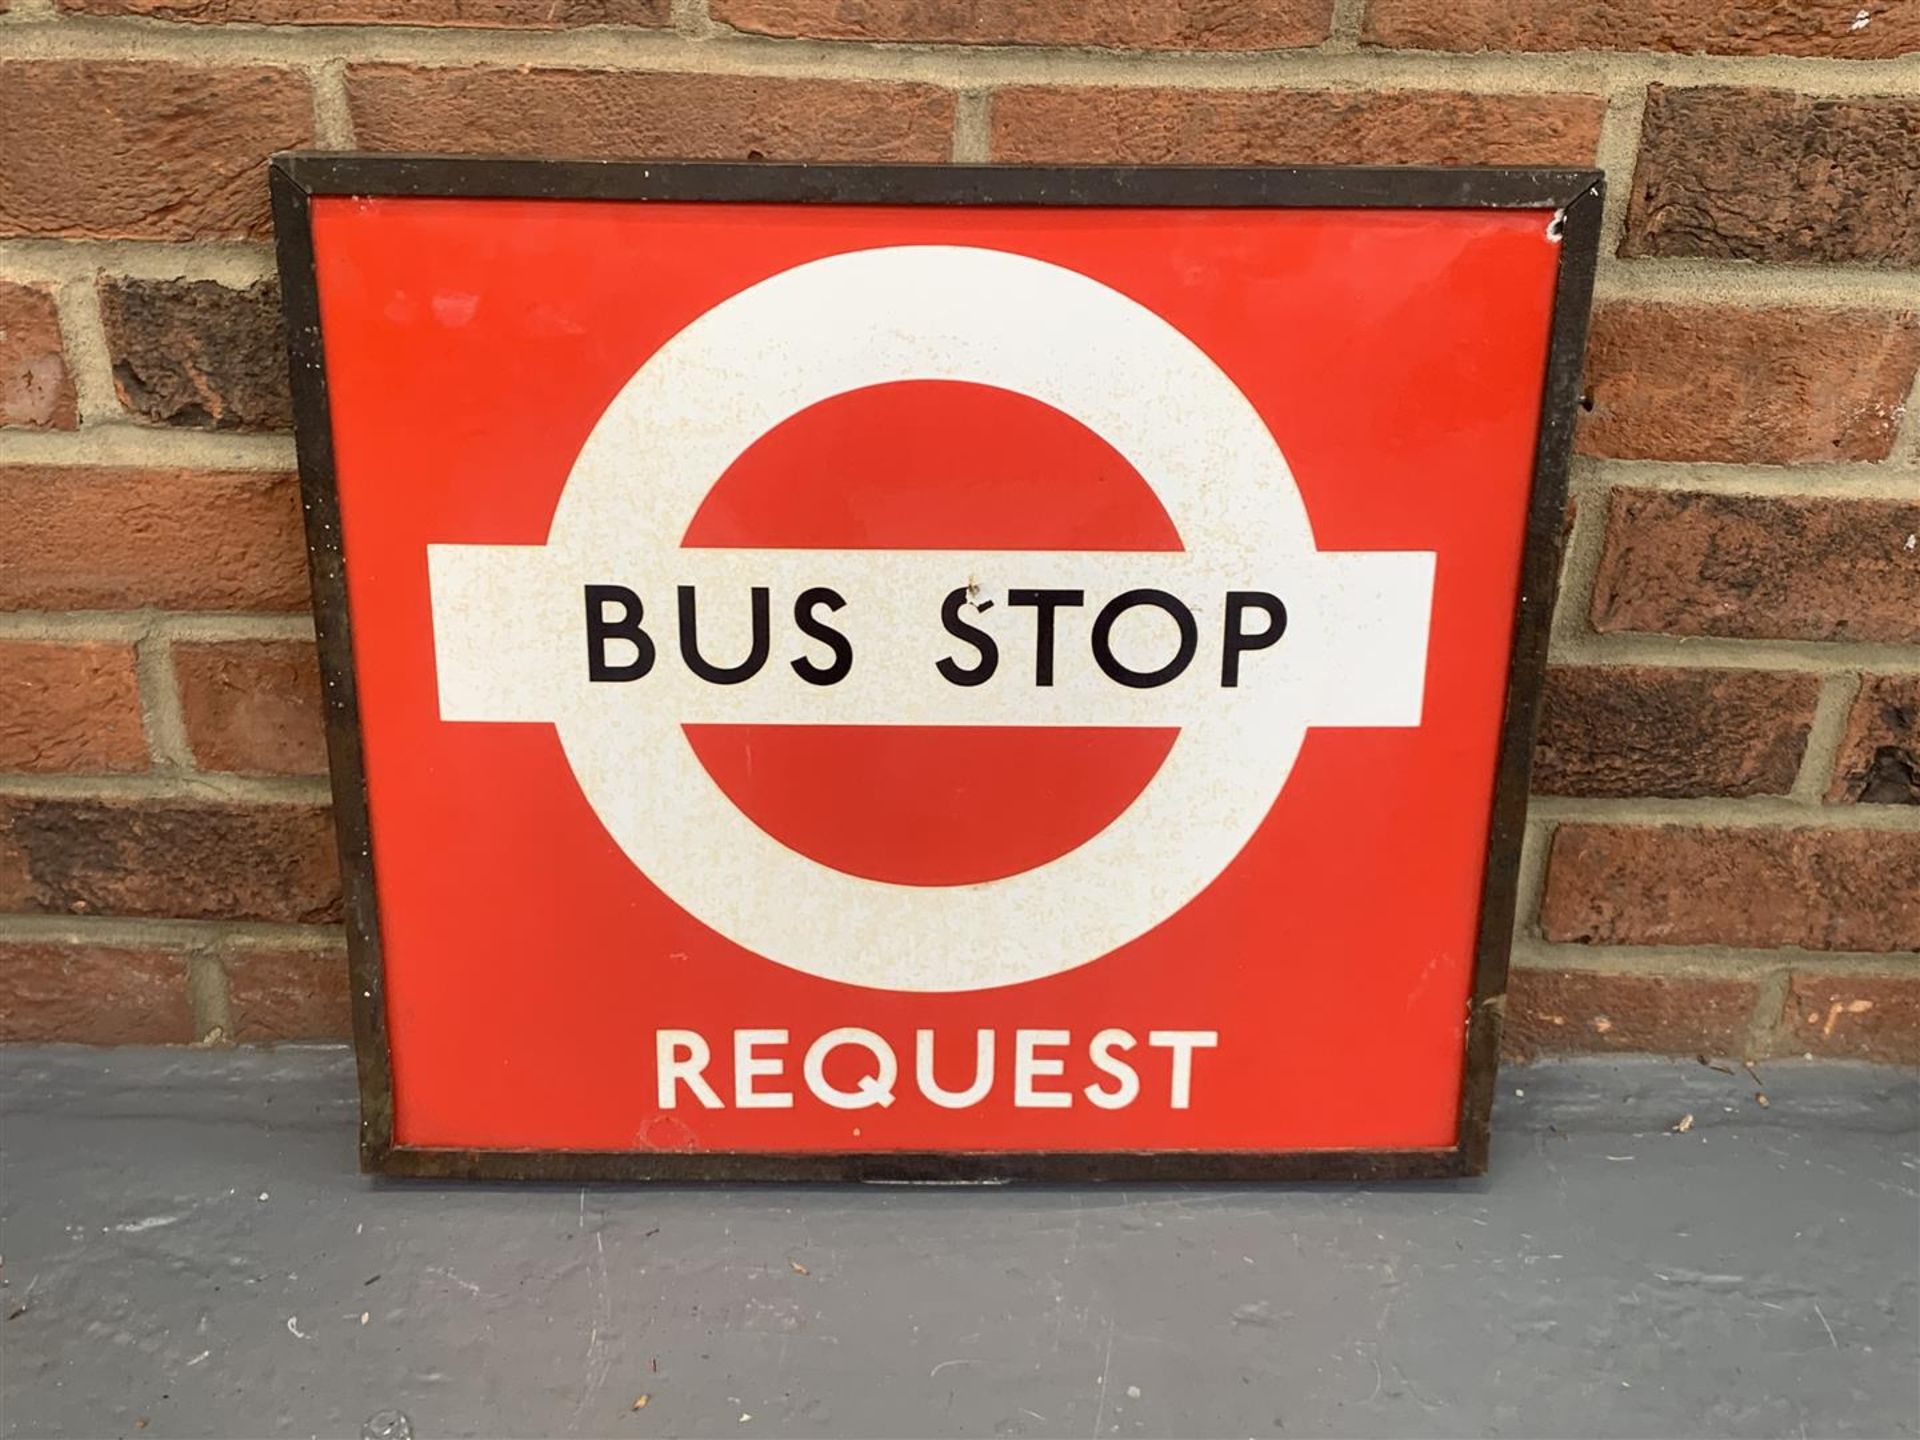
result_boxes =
[1,1049,1915,1440]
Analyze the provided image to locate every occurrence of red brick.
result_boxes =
[1576,303,1920,463]
[0,61,312,241]
[1828,674,1919,805]
[1504,968,1760,1059]
[1589,491,1920,645]
[174,640,327,776]
[347,66,955,162]
[60,0,667,22]
[1,282,77,430]
[0,943,193,1044]
[1624,87,1920,266]
[715,0,1329,47]
[0,642,147,774]
[1533,666,1818,799]
[1362,0,1919,58]
[990,87,1604,165]
[99,278,290,432]
[1781,971,1920,1063]
[1541,824,1920,952]
[226,946,352,1043]
[0,796,340,924]
[0,466,310,612]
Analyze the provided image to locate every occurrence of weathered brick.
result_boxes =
[1504,968,1760,1059]
[347,66,955,162]
[0,943,193,1044]
[991,88,1604,164]
[1576,303,1920,463]
[1828,674,1919,805]
[174,640,327,777]
[0,61,311,241]
[1362,0,1919,58]
[0,282,77,430]
[1533,666,1818,799]
[714,0,1329,47]
[1781,971,1920,1063]
[0,466,309,612]
[1624,87,1920,266]
[226,946,352,1043]
[0,642,147,774]
[0,797,340,924]
[1590,491,1920,645]
[99,278,290,432]
[1540,824,1920,952]
[60,0,667,23]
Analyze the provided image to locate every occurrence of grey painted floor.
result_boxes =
[1,1049,1915,1440]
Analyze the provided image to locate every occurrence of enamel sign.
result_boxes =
[273,159,1602,1180]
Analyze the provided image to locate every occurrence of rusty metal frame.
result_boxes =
[270,155,1603,1183]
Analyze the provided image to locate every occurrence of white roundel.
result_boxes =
[428,245,1434,992]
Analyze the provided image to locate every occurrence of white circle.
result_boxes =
[550,246,1317,992]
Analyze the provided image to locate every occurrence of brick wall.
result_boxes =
[2,0,1915,1063]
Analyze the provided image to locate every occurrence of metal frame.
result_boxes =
[270,154,1603,1183]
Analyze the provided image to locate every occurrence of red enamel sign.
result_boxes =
[275,160,1602,1180]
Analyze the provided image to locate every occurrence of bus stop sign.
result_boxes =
[273,159,1602,1180]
